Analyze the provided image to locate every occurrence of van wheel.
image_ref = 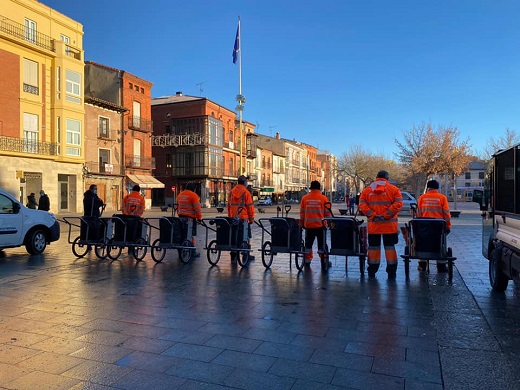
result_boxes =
[25,229,47,255]
[490,246,509,291]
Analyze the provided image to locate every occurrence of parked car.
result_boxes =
[401,191,418,212]
[258,197,272,206]
[0,188,60,255]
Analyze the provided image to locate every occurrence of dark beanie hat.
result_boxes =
[238,175,249,184]
[376,170,389,179]
[186,182,196,191]
[310,181,321,190]
[132,184,141,192]
[427,180,440,189]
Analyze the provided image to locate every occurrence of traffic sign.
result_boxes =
[171,185,176,192]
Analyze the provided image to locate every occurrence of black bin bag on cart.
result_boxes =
[271,217,301,250]
[112,214,143,242]
[215,217,244,246]
[410,219,445,255]
[329,219,357,252]
[159,217,187,244]
[80,217,105,241]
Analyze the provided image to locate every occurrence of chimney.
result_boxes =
[275,132,280,139]
[175,91,183,96]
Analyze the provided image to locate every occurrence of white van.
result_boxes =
[0,189,60,255]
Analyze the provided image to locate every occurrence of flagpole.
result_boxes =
[235,17,246,175]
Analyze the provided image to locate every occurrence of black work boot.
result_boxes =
[367,264,379,279]
[386,264,397,280]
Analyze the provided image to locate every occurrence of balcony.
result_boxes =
[125,155,155,169]
[98,128,116,141]
[223,169,239,177]
[0,16,53,51]
[128,116,153,132]
[84,161,123,175]
[0,136,57,156]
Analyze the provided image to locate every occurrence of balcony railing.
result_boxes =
[223,169,239,177]
[0,135,57,156]
[23,83,39,95]
[125,155,155,169]
[84,161,123,175]
[0,16,53,51]
[128,116,153,132]
[98,128,116,140]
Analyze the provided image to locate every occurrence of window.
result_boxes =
[56,66,61,99]
[140,87,144,94]
[134,85,139,91]
[479,171,485,179]
[132,101,141,128]
[208,117,222,146]
[134,139,141,167]
[129,82,133,89]
[23,59,38,95]
[66,118,81,156]
[0,194,15,214]
[56,116,61,154]
[465,172,471,180]
[65,70,81,104]
[23,113,38,153]
[99,149,110,172]
[25,18,36,43]
[61,34,70,54]
[229,158,234,175]
[98,117,109,138]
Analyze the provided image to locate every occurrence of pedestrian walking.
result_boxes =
[83,184,104,217]
[122,185,145,217]
[177,182,203,257]
[349,194,356,215]
[299,180,332,269]
[359,170,403,279]
[37,190,50,211]
[417,179,452,272]
[228,175,255,261]
[26,193,38,209]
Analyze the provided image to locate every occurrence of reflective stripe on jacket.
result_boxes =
[299,189,331,229]
[359,178,403,234]
[418,189,452,229]
[177,190,203,220]
[227,184,255,221]
[122,191,145,217]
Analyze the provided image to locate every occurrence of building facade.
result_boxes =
[0,0,85,212]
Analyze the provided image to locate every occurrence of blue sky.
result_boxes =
[42,0,520,159]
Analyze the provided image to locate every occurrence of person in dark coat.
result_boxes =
[83,184,104,217]
[38,190,50,211]
[26,193,38,209]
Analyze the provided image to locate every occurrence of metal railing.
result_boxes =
[128,116,153,132]
[0,16,54,51]
[23,83,39,95]
[125,155,155,169]
[84,161,123,175]
[0,135,57,155]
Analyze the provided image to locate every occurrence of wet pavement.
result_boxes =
[0,204,519,389]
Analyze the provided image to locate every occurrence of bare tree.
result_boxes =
[481,128,520,159]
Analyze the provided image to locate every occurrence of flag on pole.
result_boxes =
[232,21,240,64]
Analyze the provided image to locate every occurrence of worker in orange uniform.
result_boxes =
[417,179,452,272]
[299,181,332,270]
[359,170,403,279]
[177,182,203,257]
[122,185,145,217]
[228,175,255,261]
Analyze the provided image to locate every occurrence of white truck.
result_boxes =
[473,144,520,291]
[0,188,60,255]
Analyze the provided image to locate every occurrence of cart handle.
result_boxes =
[277,206,281,217]
[324,201,334,218]
[284,204,291,217]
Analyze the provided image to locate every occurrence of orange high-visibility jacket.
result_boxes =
[177,189,203,220]
[227,184,255,221]
[359,178,403,234]
[418,189,452,229]
[122,191,145,217]
[299,189,332,229]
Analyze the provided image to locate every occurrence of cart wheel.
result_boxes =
[151,238,166,263]
[107,244,122,260]
[94,243,109,260]
[132,238,148,261]
[261,241,274,268]
[72,236,90,258]
[207,239,221,265]
[180,239,194,263]
[237,241,250,267]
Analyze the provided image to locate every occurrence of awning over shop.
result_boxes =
[126,174,165,189]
